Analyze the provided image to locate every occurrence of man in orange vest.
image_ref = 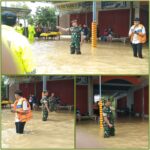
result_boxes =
[11,90,32,134]
[129,18,146,58]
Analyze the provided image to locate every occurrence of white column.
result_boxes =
[43,76,47,91]
[134,1,140,18]
[127,88,134,110]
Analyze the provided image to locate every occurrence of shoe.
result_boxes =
[71,52,75,54]
[104,134,110,138]
[139,56,143,59]
[76,51,81,55]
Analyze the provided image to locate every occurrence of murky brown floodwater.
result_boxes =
[2,109,74,148]
[31,38,149,74]
[76,118,148,148]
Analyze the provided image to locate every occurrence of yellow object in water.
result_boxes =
[40,32,61,37]
[28,24,36,44]
[1,100,13,105]
[2,25,35,74]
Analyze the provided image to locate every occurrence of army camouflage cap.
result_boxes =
[43,90,48,93]
[71,19,78,23]
[104,99,111,103]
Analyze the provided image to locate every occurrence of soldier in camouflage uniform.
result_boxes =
[56,20,84,54]
[49,92,57,112]
[103,99,115,138]
[40,90,50,121]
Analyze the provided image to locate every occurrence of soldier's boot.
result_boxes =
[42,112,48,121]
[110,127,115,136]
[76,48,81,55]
[104,133,110,138]
[70,47,75,54]
[104,130,110,138]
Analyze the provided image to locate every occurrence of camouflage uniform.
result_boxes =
[103,106,115,137]
[69,26,82,54]
[40,96,49,121]
[49,96,57,112]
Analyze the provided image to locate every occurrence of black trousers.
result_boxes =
[131,43,143,58]
[15,122,26,134]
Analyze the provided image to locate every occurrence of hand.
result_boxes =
[56,26,60,29]
[108,123,113,128]
[134,31,138,34]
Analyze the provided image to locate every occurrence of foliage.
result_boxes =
[33,6,57,30]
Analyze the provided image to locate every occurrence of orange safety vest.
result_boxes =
[14,98,32,122]
[130,24,147,44]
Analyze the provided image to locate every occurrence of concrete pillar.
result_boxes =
[96,2,99,25]
[127,88,134,110]
[99,76,101,99]
[129,1,133,28]
[134,1,140,18]
[43,76,47,91]
[59,13,70,35]
[88,76,93,116]
[6,85,9,99]
[9,83,19,102]
[24,17,28,37]
[93,2,97,21]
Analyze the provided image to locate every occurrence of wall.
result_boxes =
[117,96,127,109]
[70,12,92,28]
[76,85,88,114]
[98,9,130,36]
[9,84,19,101]
[19,79,74,105]
[133,86,148,115]
[59,13,70,34]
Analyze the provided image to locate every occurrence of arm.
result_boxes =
[104,116,113,127]
[129,27,134,37]
[45,102,50,112]
[138,26,146,36]
[56,26,69,32]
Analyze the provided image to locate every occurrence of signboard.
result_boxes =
[57,2,92,12]
[101,2,127,9]
[94,94,101,102]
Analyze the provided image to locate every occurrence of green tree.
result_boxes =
[34,6,57,30]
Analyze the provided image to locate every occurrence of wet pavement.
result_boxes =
[2,109,74,148]
[31,38,149,74]
[76,118,148,149]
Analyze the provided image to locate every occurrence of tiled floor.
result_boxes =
[2,110,74,148]
[76,117,148,148]
[31,39,149,74]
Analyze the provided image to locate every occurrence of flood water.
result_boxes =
[2,109,74,148]
[31,38,149,74]
[76,118,148,148]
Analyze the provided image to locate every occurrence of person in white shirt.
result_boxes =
[11,90,32,134]
[129,18,146,58]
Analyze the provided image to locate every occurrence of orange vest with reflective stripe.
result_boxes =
[14,98,32,122]
[130,24,146,44]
